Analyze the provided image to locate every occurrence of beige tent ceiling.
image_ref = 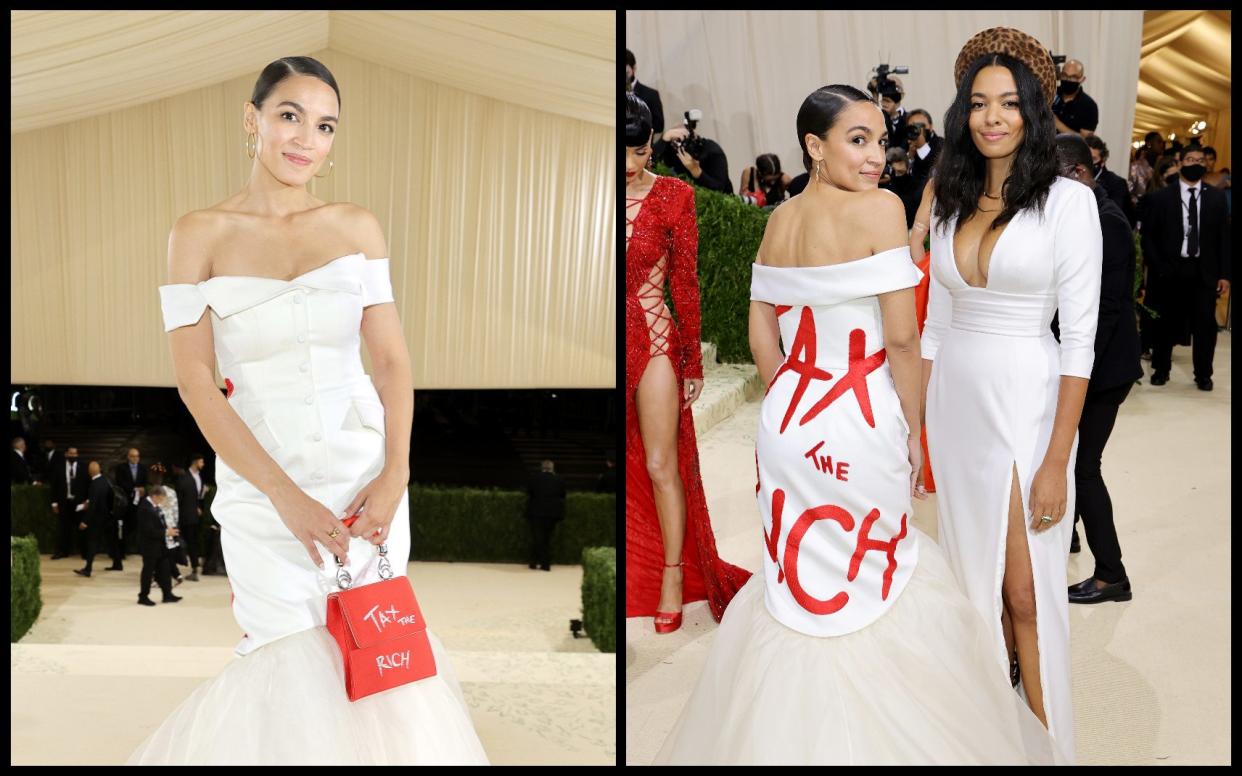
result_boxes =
[10,10,614,133]
[1133,10,1231,163]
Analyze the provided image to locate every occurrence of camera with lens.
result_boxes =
[674,109,707,159]
[872,63,908,103]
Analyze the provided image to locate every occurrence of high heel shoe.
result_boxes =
[655,562,684,634]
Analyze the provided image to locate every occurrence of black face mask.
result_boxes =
[1179,164,1206,182]
[1058,80,1081,96]
[1092,162,1103,175]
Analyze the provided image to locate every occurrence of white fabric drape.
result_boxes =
[11,44,614,389]
[11,11,614,132]
[626,11,1142,193]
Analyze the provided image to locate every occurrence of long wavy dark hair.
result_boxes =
[932,53,1056,234]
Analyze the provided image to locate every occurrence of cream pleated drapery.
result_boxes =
[10,12,614,389]
[626,11,1143,195]
[1134,10,1231,169]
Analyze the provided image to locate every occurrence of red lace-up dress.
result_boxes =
[625,174,750,620]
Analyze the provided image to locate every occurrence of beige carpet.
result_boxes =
[627,333,1231,765]
[11,561,615,765]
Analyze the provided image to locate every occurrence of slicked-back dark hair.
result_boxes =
[626,93,653,147]
[250,56,340,112]
[932,53,1056,234]
[1083,134,1108,162]
[796,84,876,173]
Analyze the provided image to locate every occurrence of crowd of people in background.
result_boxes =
[624,45,1230,391]
[10,438,226,605]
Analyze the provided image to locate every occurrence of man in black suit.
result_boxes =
[1053,134,1143,604]
[11,437,32,484]
[172,462,201,581]
[526,459,566,571]
[136,484,181,606]
[1085,135,1136,227]
[75,461,114,577]
[114,448,146,558]
[35,438,62,485]
[625,48,664,136]
[1141,145,1231,390]
[50,446,90,559]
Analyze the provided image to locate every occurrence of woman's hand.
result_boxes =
[1028,461,1068,533]
[342,469,408,547]
[683,378,704,409]
[908,434,928,500]
[270,485,353,568]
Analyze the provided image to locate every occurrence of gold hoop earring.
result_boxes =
[314,159,334,179]
[246,132,257,160]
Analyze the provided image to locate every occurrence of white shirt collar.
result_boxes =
[91,473,101,480]
[1179,178,1201,197]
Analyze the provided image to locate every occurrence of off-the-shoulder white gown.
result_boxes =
[129,253,488,764]
[923,176,1104,765]
[656,248,1064,765]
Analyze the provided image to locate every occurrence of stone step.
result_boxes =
[691,343,763,438]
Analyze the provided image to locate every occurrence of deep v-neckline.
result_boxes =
[625,175,661,246]
[949,210,1018,290]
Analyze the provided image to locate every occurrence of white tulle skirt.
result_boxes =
[654,528,1068,765]
[126,625,489,765]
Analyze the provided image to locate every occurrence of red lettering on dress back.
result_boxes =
[784,503,855,614]
[847,509,908,600]
[764,488,785,584]
[770,307,833,433]
[799,328,886,428]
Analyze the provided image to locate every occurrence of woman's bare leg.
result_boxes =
[636,354,686,614]
[1002,463,1047,726]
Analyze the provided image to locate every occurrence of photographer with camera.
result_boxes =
[867,68,910,150]
[904,108,943,190]
[739,153,791,208]
[879,146,920,228]
[654,110,733,195]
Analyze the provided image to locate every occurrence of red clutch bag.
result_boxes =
[325,518,437,702]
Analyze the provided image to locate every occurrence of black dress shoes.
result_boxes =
[1149,372,1169,386]
[1196,378,1213,391]
[162,594,183,603]
[1069,529,1081,554]
[105,565,123,571]
[73,568,91,577]
[1068,577,1132,604]
[137,597,157,606]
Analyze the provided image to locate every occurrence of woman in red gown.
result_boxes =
[625,93,749,632]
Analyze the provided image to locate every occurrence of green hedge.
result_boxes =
[656,162,769,364]
[10,484,615,566]
[11,535,42,642]
[581,546,616,653]
[410,486,615,564]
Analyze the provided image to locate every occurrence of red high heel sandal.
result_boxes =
[654,562,684,634]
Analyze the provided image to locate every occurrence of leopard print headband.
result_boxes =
[954,27,1056,105]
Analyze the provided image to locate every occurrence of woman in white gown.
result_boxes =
[129,56,488,764]
[654,85,1062,765]
[921,29,1102,764]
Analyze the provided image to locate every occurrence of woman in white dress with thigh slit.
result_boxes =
[129,56,487,765]
[921,29,1103,764]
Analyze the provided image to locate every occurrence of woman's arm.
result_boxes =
[353,207,412,480]
[668,183,704,381]
[909,179,934,262]
[871,191,923,438]
[165,213,302,502]
[749,298,784,387]
[740,166,752,194]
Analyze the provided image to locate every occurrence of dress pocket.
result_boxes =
[242,412,283,451]
[341,399,387,437]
